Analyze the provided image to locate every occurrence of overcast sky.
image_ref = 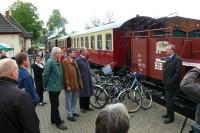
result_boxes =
[0,0,199,33]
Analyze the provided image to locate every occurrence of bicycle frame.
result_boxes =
[116,72,140,100]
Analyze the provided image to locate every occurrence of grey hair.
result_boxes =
[51,47,61,55]
[95,103,130,133]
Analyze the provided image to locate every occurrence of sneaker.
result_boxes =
[73,113,80,117]
[80,109,86,113]
[86,107,93,111]
[163,118,174,124]
[56,123,67,130]
[42,101,47,104]
[51,120,64,125]
[39,102,45,106]
[161,114,168,118]
[67,116,76,121]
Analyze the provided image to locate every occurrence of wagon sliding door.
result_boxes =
[131,38,148,76]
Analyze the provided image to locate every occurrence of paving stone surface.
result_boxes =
[36,91,194,133]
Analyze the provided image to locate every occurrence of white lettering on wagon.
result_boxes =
[154,58,165,70]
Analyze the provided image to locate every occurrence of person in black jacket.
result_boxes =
[32,55,46,106]
[162,44,182,124]
[0,58,40,133]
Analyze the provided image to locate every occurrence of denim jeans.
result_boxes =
[64,90,78,117]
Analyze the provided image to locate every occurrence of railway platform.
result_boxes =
[36,91,194,133]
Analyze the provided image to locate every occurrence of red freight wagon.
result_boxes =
[131,16,200,82]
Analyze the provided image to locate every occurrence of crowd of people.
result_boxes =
[0,47,96,132]
[0,44,200,132]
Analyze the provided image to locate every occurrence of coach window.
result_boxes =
[71,39,73,47]
[106,33,112,50]
[97,35,102,49]
[90,36,95,49]
[85,36,89,48]
[77,38,80,48]
[81,37,84,47]
[74,38,76,48]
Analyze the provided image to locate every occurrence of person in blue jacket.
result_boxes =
[15,52,40,107]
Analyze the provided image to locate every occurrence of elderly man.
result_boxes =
[162,44,182,124]
[76,48,94,113]
[0,59,40,133]
[43,47,67,130]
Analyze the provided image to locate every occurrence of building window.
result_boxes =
[106,33,112,50]
[85,36,89,48]
[58,40,64,48]
[74,38,76,48]
[97,35,102,49]
[81,37,84,47]
[77,38,80,48]
[90,36,95,49]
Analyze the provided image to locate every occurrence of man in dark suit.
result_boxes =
[76,48,94,113]
[162,44,182,124]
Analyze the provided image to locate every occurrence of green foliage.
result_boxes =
[47,9,67,36]
[10,0,43,42]
[31,42,44,49]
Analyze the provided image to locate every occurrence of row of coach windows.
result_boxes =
[73,33,112,50]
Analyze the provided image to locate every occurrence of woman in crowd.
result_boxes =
[32,55,46,106]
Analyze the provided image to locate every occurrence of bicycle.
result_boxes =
[117,72,152,113]
[90,71,152,112]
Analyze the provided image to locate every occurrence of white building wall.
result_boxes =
[0,34,21,57]
[25,39,31,51]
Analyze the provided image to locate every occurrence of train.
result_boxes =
[47,15,200,119]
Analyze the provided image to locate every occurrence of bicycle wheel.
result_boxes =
[119,89,142,113]
[140,85,152,110]
[90,85,108,109]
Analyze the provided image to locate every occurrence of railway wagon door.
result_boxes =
[190,38,200,59]
[131,38,148,76]
[116,36,132,67]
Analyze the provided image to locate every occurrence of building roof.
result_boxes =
[58,35,70,40]
[8,16,32,38]
[0,13,21,33]
[0,12,32,38]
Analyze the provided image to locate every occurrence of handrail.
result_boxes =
[132,27,173,38]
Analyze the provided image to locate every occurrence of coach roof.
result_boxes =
[71,18,130,36]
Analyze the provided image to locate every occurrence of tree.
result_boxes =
[10,0,43,42]
[85,11,115,29]
[47,9,67,36]
[90,16,102,27]
[85,23,91,29]
[105,11,114,24]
